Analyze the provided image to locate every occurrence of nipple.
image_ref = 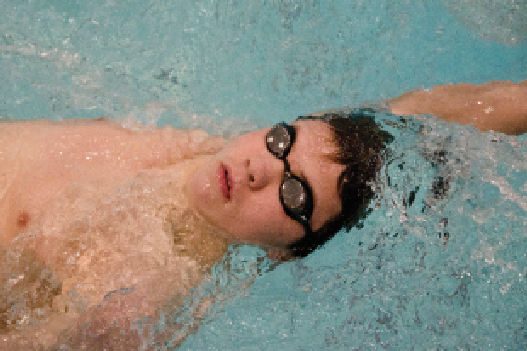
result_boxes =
[17,211,30,228]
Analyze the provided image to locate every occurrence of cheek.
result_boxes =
[243,189,282,223]
[233,191,305,246]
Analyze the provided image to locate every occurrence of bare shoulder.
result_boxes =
[0,122,27,245]
[1,118,225,167]
[187,129,227,155]
[0,118,224,246]
[0,119,227,348]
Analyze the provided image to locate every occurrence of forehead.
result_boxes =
[291,120,335,151]
[289,120,343,231]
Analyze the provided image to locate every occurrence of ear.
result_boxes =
[266,247,294,262]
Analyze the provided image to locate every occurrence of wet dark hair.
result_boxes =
[287,109,393,257]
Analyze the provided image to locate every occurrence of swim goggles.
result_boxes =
[266,123,314,237]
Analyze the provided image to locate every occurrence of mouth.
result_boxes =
[217,163,233,200]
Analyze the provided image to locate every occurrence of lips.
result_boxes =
[217,163,233,200]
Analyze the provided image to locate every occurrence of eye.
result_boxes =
[266,123,293,158]
[281,179,307,212]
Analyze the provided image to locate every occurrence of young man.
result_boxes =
[0,80,525,349]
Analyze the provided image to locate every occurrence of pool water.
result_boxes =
[1,0,527,349]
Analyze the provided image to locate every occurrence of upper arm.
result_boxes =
[388,81,527,135]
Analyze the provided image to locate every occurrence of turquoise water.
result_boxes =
[1,0,527,349]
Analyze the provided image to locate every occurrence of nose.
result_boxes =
[246,155,284,190]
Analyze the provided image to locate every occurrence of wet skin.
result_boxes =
[1,79,523,348]
[0,118,344,348]
[187,120,344,249]
[0,119,229,348]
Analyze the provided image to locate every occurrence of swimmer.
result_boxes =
[0,80,525,349]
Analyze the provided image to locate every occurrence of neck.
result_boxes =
[168,213,232,269]
[158,156,233,269]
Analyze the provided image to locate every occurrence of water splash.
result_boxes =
[183,114,527,349]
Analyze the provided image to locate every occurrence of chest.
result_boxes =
[0,158,136,246]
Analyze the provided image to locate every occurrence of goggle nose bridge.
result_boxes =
[265,123,314,231]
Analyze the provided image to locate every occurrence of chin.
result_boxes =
[188,168,210,206]
[188,166,226,225]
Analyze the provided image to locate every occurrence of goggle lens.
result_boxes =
[281,177,308,214]
[266,125,292,158]
[266,122,313,231]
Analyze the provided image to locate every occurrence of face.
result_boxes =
[187,120,344,248]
